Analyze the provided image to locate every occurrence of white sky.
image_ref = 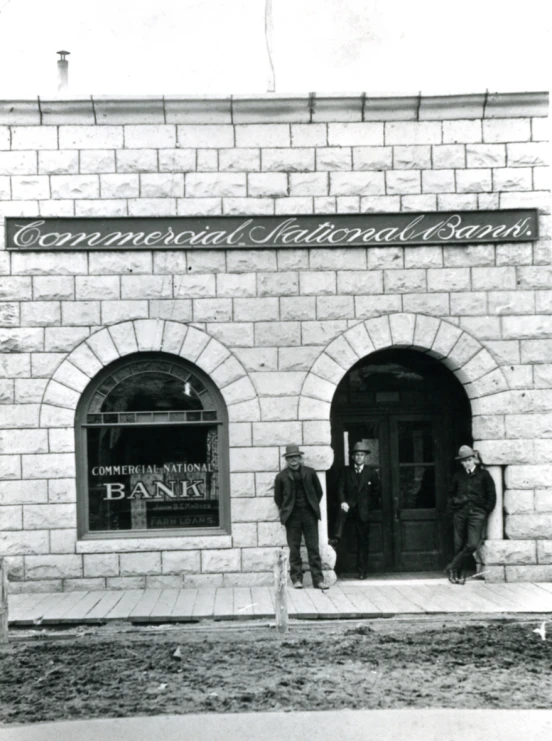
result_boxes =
[0,0,550,97]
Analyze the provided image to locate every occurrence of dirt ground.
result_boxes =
[0,619,551,724]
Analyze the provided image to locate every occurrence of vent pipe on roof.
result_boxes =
[57,50,70,93]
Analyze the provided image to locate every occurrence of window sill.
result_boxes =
[76,531,233,553]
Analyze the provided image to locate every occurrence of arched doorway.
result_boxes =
[327,348,471,575]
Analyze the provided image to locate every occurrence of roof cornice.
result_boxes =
[0,91,548,125]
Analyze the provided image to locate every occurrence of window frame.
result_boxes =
[75,351,230,539]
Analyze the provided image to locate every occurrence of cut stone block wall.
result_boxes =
[0,92,550,589]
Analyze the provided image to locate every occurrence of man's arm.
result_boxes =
[446,474,458,515]
[274,473,283,510]
[370,469,381,509]
[311,468,323,502]
[337,470,346,504]
[338,470,350,511]
[483,469,497,514]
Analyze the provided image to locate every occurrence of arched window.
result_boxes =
[75,353,229,537]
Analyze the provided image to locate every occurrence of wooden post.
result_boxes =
[0,558,8,644]
[273,547,289,635]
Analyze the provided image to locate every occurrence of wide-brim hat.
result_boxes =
[352,442,371,454]
[283,444,304,458]
[455,445,476,460]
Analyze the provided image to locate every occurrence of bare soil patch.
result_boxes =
[0,620,551,723]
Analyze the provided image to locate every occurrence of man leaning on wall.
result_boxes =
[445,445,496,585]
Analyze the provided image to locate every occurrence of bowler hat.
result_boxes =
[455,445,476,460]
[352,442,371,454]
[283,443,304,458]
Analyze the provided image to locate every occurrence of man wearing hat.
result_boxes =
[274,444,329,590]
[334,441,380,580]
[445,445,496,584]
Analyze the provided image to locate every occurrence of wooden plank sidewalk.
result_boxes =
[7,580,552,626]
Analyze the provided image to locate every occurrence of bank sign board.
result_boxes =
[5,210,538,250]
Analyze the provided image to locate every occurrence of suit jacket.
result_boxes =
[338,466,380,522]
[274,465,323,525]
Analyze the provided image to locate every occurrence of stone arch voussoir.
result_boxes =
[39,319,260,428]
[299,313,510,429]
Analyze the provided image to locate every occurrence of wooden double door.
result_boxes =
[329,413,450,573]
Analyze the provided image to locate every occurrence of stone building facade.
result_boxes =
[0,92,550,592]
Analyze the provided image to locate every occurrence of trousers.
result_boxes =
[354,514,370,572]
[285,503,324,585]
[447,505,487,573]
[334,508,370,573]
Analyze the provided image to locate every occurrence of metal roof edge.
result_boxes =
[0,91,547,125]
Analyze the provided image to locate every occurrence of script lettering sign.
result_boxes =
[5,210,538,250]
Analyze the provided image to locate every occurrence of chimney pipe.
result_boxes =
[57,50,70,93]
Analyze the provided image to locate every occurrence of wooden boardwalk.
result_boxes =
[7,579,552,626]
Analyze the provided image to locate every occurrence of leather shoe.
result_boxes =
[445,567,458,584]
[292,581,303,589]
[313,581,329,590]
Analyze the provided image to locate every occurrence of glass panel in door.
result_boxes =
[392,416,441,571]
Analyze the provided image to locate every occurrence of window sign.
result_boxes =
[78,356,228,535]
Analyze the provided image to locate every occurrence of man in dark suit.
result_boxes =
[274,444,329,590]
[445,445,496,585]
[334,441,380,579]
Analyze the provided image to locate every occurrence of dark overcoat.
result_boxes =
[274,464,323,525]
[338,466,380,522]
